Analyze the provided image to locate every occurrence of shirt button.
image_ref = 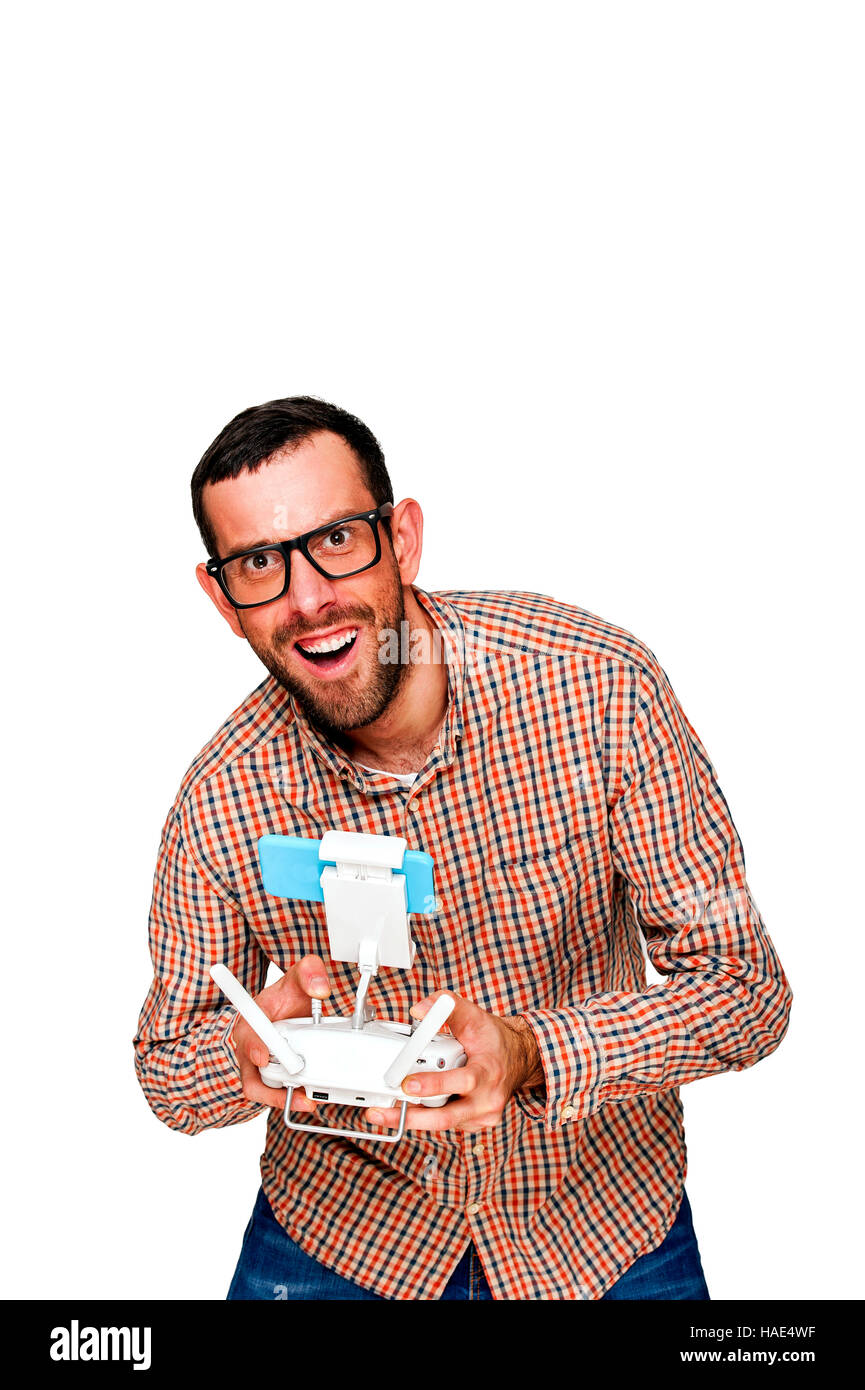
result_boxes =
[471,1144,485,1157]
[561,1105,576,1121]
[466,1202,481,1215]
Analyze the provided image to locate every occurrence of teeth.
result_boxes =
[298,628,358,656]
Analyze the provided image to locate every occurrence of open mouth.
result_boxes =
[294,626,360,674]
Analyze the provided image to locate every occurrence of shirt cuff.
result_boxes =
[200,1003,251,1102]
[516,1007,604,1129]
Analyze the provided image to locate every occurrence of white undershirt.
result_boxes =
[355,761,419,788]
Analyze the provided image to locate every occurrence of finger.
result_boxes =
[368,1100,474,1134]
[234,1020,272,1069]
[292,954,332,999]
[401,1067,477,1100]
[240,1072,317,1113]
[237,1049,276,1104]
[237,1051,316,1112]
[364,1104,415,1129]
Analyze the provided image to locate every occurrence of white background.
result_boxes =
[2,1,862,1301]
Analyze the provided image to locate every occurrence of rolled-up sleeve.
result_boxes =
[133,802,267,1135]
[519,659,793,1131]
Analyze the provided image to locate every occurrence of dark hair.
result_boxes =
[191,395,394,557]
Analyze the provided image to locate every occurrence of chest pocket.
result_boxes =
[477,843,590,1011]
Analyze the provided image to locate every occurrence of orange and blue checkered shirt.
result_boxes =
[134,588,792,1300]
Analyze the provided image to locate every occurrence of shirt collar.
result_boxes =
[288,586,466,792]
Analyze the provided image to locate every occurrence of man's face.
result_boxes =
[197,431,414,739]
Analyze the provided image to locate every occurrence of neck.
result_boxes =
[337,590,449,774]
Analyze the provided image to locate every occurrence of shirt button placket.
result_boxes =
[465,1132,488,1223]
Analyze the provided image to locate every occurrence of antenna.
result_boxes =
[210,963,305,1076]
[383,993,457,1089]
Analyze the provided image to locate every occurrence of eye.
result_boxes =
[316,522,360,553]
[241,550,280,573]
[307,519,372,573]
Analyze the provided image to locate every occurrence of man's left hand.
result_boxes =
[365,992,545,1134]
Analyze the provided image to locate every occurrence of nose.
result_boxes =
[281,548,341,623]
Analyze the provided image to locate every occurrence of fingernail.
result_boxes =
[367,1109,384,1123]
[404,1080,422,1094]
[310,977,329,995]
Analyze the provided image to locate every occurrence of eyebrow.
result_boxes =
[225,536,284,555]
[223,506,374,557]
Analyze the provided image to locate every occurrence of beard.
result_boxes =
[240,566,409,743]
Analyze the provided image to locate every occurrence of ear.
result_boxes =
[388,498,424,586]
[195,562,247,639]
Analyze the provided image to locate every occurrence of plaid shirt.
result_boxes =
[135,587,792,1300]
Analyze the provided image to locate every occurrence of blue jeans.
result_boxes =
[227,1186,710,1301]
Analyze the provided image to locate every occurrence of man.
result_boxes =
[135,395,792,1301]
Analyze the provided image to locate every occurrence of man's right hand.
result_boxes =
[230,954,332,1114]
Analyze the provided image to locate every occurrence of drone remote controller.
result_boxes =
[210,830,467,1143]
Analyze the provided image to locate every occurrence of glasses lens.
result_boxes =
[221,549,287,606]
[306,518,378,576]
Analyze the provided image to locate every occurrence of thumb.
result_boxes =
[277,954,332,1005]
[410,989,474,1038]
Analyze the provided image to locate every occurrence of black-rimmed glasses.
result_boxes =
[205,503,394,610]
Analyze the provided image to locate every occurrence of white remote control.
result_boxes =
[209,829,468,1143]
[211,967,466,1142]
